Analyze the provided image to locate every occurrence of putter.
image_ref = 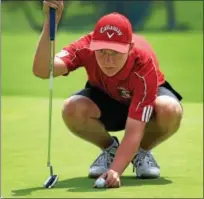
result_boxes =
[43,7,59,189]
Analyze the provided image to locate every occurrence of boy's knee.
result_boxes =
[62,95,100,131]
[155,96,183,130]
[62,96,88,119]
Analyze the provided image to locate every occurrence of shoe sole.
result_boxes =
[88,173,101,179]
[136,175,160,179]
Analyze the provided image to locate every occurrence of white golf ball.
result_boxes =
[94,178,106,188]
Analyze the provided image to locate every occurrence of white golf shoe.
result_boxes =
[132,148,160,179]
[88,136,119,178]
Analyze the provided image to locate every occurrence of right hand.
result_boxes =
[43,0,64,24]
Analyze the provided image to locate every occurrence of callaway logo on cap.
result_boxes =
[90,12,133,53]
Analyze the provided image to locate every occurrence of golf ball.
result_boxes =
[94,178,106,188]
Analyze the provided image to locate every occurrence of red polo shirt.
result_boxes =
[56,32,165,123]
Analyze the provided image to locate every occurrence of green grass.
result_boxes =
[2,96,203,198]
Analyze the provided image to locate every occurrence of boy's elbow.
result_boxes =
[32,67,49,79]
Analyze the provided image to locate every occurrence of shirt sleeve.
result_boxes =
[55,34,90,75]
[128,57,158,123]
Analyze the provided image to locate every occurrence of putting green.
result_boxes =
[2,96,203,198]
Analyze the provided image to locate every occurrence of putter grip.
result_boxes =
[49,8,56,41]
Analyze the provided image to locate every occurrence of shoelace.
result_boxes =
[90,150,115,168]
[132,151,159,172]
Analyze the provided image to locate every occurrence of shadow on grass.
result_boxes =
[12,176,172,196]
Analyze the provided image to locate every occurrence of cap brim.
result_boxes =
[90,40,129,54]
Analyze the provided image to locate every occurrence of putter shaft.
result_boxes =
[47,8,56,177]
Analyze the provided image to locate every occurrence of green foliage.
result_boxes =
[145,1,203,30]
[1,1,203,32]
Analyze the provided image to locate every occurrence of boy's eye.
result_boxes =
[100,50,118,56]
[100,50,105,54]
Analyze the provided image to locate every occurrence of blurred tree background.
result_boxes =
[2,0,203,33]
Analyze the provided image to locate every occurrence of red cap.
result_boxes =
[90,12,133,53]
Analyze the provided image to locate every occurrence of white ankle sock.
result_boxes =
[138,147,150,153]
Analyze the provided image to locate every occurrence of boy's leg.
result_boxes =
[140,95,183,150]
[62,95,113,150]
[62,82,128,178]
[132,84,183,178]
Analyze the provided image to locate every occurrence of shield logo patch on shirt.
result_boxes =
[117,87,132,99]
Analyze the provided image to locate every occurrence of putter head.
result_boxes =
[44,175,58,188]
